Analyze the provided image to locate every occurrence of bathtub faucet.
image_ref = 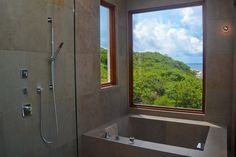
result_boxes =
[104,131,110,139]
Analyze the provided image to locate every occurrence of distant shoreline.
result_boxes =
[187,63,203,78]
[187,63,203,72]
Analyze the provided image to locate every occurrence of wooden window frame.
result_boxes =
[100,0,117,87]
[128,1,206,114]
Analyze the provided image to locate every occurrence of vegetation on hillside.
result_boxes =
[101,48,108,83]
[101,48,203,109]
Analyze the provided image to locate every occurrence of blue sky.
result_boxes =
[100,6,203,64]
[100,6,109,49]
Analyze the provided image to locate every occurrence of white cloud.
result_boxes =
[180,7,202,28]
[181,8,194,24]
[133,17,203,58]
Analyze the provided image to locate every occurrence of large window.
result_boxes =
[129,3,205,112]
[100,1,116,86]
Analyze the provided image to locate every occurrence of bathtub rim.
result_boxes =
[83,114,227,157]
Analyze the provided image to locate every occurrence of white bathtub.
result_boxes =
[83,114,227,157]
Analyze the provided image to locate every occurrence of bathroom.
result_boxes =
[0,0,235,156]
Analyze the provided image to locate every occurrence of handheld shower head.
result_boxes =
[59,42,64,49]
[49,42,64,63]
[55,42,64,58]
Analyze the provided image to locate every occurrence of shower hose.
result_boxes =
[37,65,59,144]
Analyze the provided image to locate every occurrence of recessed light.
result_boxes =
[222,25,229,33]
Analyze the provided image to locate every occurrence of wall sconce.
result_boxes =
[222,25,230,33]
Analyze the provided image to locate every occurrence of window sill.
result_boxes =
[129,106,205,121]
[131,104,204,114]
[101,83,118,90]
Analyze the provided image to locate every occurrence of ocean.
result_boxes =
[187,63,203,72]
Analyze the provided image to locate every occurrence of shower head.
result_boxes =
[52,42,65,61]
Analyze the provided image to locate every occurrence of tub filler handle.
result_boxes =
[129,137,135,144]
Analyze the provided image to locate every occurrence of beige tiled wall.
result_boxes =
[0,0,77,156]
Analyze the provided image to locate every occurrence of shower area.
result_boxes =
[0,0,77,156]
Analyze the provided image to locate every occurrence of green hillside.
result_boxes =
[101,48,109,83]
[101,49,202,109]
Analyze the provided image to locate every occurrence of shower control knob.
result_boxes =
[22,104,32,117]
[20,69,28,79]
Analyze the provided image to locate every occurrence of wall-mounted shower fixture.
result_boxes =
[35,16,62,144]
[48,17,64,90]
[22,104,32,117]
[20,69,28,79]
[49,42,64,63]
[36,17,63,144]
